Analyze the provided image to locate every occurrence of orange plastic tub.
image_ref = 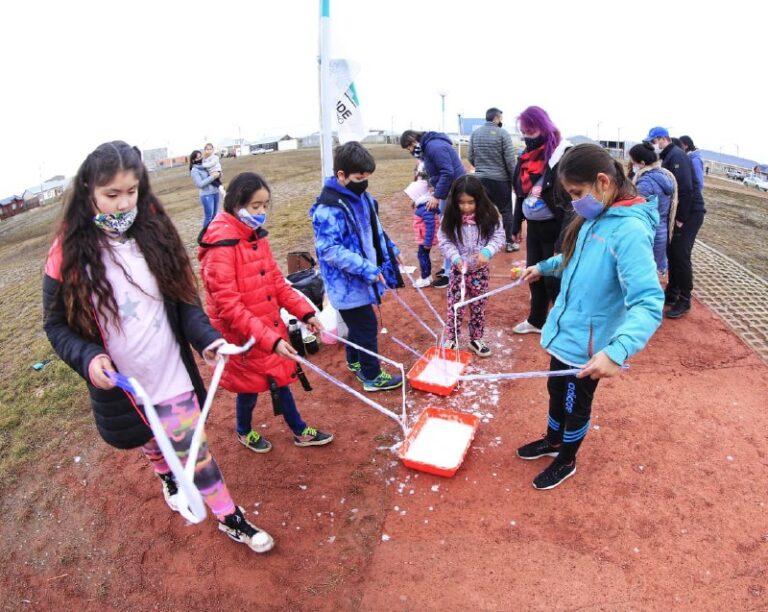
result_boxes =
[399,407,480,477]
[406,346,472,396]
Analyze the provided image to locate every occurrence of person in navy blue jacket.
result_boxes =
[644,127,706,319]
[400,130,466,287]
[311,142,405,392]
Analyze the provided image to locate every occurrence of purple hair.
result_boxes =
[517,106,561,162]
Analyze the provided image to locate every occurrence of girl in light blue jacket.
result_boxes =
[515,144,664,490]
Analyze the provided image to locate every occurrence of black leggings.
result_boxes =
[525,218,561,328]
[545,356,600,463]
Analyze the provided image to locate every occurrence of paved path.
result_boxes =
[693,240,768,363]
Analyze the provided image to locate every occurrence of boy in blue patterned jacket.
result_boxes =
[310,142,405,392]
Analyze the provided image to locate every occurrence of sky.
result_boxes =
[1,0,766,196]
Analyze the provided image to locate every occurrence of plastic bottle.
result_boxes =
[287,319,305,356]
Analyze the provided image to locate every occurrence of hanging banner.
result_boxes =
[329,59,366,144]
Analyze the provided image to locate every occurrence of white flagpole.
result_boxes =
[318,0,333,182]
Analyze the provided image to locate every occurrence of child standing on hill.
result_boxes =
[311,142,405,392]
[198,172,333,452]
[405,178,439,288]
[43,141,273,553]
[439,175,505,357]
[516,144,663,490]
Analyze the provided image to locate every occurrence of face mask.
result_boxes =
[524,135,545,150]
[652,143,662,156]
[632,164,643,175]
[571,190,606,220]
[497,122,503,128]
[93,208,138,237]
[346,179,368,196]
[237,208,266,230]
[193,157,202,165]
[411,145,422,159]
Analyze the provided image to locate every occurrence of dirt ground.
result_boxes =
[2,178,767,611]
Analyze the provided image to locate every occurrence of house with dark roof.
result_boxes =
[0,194,34,220]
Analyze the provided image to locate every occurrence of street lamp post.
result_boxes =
[617,126,624,159]
[597,121,602,145]
[438,91,448,133]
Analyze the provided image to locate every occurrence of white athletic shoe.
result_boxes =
[413,276,432,288]
[512,320,542,334]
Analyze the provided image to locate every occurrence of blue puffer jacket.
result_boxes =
[688,150,705,192]
[420,132,466,200]
[536,196,663,367]
[310,178,403,310]
[636,168,674,220]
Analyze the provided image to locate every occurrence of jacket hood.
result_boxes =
[604,196,659,231]
[198,212,268,248]
[641,168,675,195]
[688,150,702,161]
[310,176,364,216]
[421,131,454,148]
[548,139,573,168]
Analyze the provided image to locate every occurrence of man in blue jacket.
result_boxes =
[401,129,466,288]
[310,142,404,391]
[645,127,706,319]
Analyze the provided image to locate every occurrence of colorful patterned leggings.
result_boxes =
[446,266,490,342]
[141,390,236,520]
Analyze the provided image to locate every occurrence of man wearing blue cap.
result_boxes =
[644,126,706,319]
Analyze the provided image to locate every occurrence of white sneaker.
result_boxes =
[158,473,180,513]
[413,276,432,288]
[512,320,541,334]
[443,339,457,350]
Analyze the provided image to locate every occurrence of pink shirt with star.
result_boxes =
[94,238,193,404]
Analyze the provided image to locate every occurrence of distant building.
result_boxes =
[697,150,758,176]
[156,156,189,169]
[0,194,29,220]
[24,176,68,203]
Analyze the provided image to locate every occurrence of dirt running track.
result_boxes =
[1,192,767,611]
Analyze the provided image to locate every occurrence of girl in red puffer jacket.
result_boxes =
[198,172,333,453]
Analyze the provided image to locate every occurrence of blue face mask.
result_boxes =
[237,208,266,229]
[571,189,606,220]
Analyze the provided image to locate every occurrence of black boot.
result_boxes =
[666,298,691,319]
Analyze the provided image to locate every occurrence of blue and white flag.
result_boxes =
[329,59,366,144]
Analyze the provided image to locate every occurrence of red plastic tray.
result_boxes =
[406,346,472,396]
[399,406,480,477]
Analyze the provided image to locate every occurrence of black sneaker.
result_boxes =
[469,339,491,357]
[664,292,680,306]
[532,459,576,490]
[218,506,275,553]
[158,472,180,512]
[516,437,560,460]
[666,298,691,319]
[294,426,334,447]
[238,431,273,453]
[433,276,449,289]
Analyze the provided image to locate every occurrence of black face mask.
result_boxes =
[193,157,203,165]
[524,135,546,150]
[411,145,422,159]
[346,179,368,195]
[497,122,503,128]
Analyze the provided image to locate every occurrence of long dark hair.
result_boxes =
[441,175,500,245]
[223,172,271,214]
[189,150,202,171]
[55,140,198,340]
[557,144,637,268]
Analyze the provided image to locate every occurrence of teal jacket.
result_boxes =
[536,196,664,367]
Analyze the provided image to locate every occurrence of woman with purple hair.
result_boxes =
[511,106,573,334]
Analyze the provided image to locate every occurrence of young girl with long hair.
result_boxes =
[516,144,663,490]
[43,141,273,553]
[438,175,505,357]
[198,172,333,452]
